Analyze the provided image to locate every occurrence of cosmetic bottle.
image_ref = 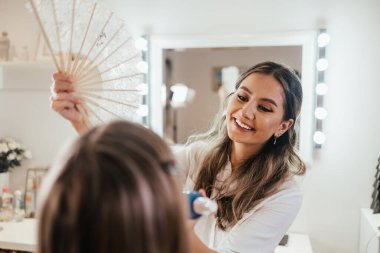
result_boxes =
[184,191,218,219]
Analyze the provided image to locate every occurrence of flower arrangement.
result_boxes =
[0,138,32,173]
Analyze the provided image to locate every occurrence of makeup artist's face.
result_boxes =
[226,73,292,153]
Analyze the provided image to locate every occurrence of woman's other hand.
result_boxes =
[187,188,217,253]
[50,72,87,134]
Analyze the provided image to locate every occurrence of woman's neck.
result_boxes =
[230,142,262,169]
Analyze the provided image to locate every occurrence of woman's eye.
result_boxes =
[237,94,248,102]
[258,105,272,112]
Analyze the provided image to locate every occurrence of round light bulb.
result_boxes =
[170,83,189,106]
[314,107,327,119]
[136,83,148,95]
[137,61,148,73]
[313,131,326,144]
[315,82,328,95]
[134,37,148,51]
[137,104,148,117]
[316,58,328,71]
[318,33,330,47]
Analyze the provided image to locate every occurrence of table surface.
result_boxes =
[275,233,313,253]
[361,208,380,234]
[0,219,312,253]
[0,218,37,252]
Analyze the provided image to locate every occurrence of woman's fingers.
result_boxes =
[50,100,82,122]
[51,72,87,132]
[53,72,73,82]
[51,100,75,112]
[51,92,82,103]
[51,80,74,93]
[52,72,75,94]
[198,189,207,197]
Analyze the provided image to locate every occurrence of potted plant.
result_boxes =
[0,138,32,189]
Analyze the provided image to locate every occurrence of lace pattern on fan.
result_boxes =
[27,0,145,126]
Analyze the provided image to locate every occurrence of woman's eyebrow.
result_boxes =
[260,98,278,107]
[239,86,278,107]
[239,86,252,94]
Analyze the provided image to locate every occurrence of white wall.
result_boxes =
[0,0,77,190]
[1,0,380,252]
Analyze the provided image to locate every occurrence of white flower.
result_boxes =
[8,142,17,150]
[24,150,32,159]
[0,143,9,153]
[7,153,16,160]
[0,139,31,171]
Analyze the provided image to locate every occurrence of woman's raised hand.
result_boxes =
[50,72,88,134]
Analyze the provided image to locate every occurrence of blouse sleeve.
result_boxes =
[172,141,207,191]
[216,184,302,253]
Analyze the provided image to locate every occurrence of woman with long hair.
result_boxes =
[50,61,306,253]
[179,61,306,252]
[38,120,190,253]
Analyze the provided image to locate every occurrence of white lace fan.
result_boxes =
[27,0,146,127]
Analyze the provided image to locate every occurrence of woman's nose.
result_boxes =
[241,103,255,120]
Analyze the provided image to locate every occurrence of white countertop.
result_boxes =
[275,233,313,253]
[0,218,37,252]
[0,219,312,253]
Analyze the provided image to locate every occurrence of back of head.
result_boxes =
[38,120,189,253]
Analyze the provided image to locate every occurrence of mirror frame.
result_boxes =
[149,31,317,164]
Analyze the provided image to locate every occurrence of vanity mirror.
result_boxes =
[149,31,317,164]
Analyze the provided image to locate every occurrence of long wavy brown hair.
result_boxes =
[190,61,306,230]
[38,120,190,253]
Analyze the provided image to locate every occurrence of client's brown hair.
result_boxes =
[38,120,190,253]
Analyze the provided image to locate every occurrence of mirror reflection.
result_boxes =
[162,46,302,144]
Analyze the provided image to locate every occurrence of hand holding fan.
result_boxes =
[27,0,146,128]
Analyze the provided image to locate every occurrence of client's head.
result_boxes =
[38,120,189,253]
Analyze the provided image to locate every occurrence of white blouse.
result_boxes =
[175,142,303,253]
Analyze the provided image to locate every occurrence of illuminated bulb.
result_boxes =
[137,105,148,117]
[134,37,148,51]
[136,83,148,95]
[315,82,328,95]
[318,33,330,47]
[315,107,327,119]
[137,61,148,73]
[313,131,326,145]
[171,83,189,105]
[316,58,328,71]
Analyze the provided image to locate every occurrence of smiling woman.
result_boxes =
[177,61,306,253]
